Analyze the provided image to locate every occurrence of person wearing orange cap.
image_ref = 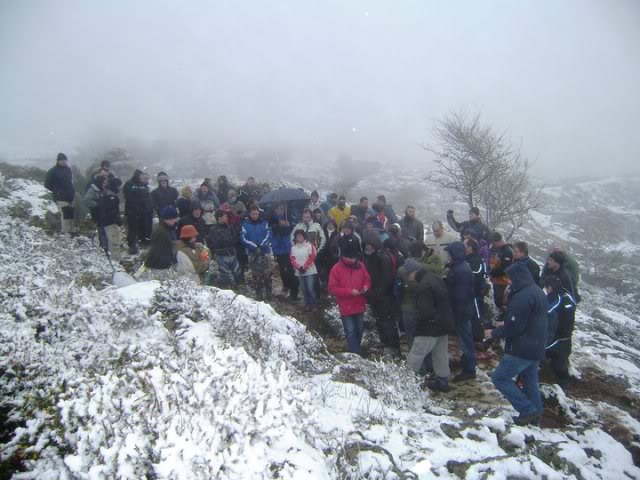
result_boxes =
[176,224,210,284]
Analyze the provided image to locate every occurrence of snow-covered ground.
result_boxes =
[1,167,640,479]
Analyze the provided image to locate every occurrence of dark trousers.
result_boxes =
[471,297,485,342]
[126,212,152,248]
[547,339,572,388]
[275,254,299,297]
[370,296,400,350]
[493,283,508,311]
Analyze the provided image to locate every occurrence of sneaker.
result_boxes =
[452,372,476,383]
[513,412,541,426]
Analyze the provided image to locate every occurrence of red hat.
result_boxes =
[180,225,198,239]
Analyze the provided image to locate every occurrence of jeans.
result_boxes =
[342,314,364,353]
[216,255,242,285]
[298,274,318,305]
[407,336,450,378]
[492,354,543,416]
[403,310,418,347]
[98,224,122,261]
[456,316,477,374]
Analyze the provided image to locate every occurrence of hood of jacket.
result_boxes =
[506,262,534,293]
[131,169,144,184]
[446,241,466,264]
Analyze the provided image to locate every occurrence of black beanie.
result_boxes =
[57,153,67,162]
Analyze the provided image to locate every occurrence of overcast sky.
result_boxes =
[1,0,639,177]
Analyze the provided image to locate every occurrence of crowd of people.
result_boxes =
[45,153,581,427]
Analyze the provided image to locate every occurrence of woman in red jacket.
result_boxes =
[329,237,372,354]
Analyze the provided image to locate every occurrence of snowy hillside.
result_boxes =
[1,165,640,479]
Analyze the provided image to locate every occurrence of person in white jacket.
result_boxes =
[290,229,319,310]
[291,208,326,252]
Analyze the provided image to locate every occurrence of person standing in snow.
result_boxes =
[329,237,371,354]
[398,206,424,255]
[445,241,477,382]
[196,181,221,228]
[488,262,548,426]
[489,231,514,311]
[513,241,540,285]
[447,207,490,243]
[176,186,193,218]
[178,199,207,244]
[209,209,244,287]
[98,160,122,194]
[307,191,325,223]
[151,172,179,218]
[226,189,247,218]
[540,247,580,292]
[145,206,179,270]
[376,195,398,225]
[270,204,298,300]
[238,176,261,206]
[425,220,459,266]
[291,208,326,254]
[84,175,122,261]
[328,195,351,227]
[123,169,153,254]
[176,225,210,284]
[241,205,273,300]
[215,175,234,204]
[465,238,488,343]
[290,230,319,311]
[543,274,577,390]
[394,242,428,347]
[364,234,400,355]
[321,192,338,215]
[44,152,75,235]
[318,218,340,284]
[407,266,456,392]
[350,196,370,227]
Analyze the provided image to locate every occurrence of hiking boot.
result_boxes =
[513,412,541,427]
[453,371,476,383]
[128,246,139,255]
[427,378,450,393]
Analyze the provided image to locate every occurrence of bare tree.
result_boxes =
[426,111,542,238]
[481,151,544,239]
[425,111,510,208]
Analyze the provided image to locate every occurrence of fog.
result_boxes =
[1,0,639,178]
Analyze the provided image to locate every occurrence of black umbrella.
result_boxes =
[259,187,310,204]
[259,188,310,221]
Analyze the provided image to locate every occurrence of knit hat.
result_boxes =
[180,225,198,239]
[160,205,179,220]
[190,199,202,211]
[469,206,481,216]
[341,237,359,258]
[56,152,68,162]
[215,209,229,220]
[201,181,211,189]
[157,172,169,182]
[403,259,423,274]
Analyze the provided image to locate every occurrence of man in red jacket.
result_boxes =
[329,236,372,354]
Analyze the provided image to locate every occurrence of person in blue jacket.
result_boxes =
[489,262,548,426]
[269,203,298,301]
[242,205,273,300]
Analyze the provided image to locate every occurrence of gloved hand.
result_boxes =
[298,267,305,274]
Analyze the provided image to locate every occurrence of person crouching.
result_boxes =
[176,225,210,284]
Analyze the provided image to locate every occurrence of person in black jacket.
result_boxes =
[541,251,580,302]
[151,172,179,218]
[407,268,455,392]
[513,241,540,285]
[177,199,207,244]
[145,206,179,269]
[489,232,514,311]
[465,238,488,342]
[84,176,122,260]
[208,210,243,286]
[99,160,122,194]
[543,275,577,389]
[364,234,400,353]
[488,262,548,426]
[123,169,153,254]
[44,153,75,234]
[447,206,490,243]
[445,241,477,382]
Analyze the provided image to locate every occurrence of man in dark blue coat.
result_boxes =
[489,262,548,426]
[44,153,75,234]
[123,169,153,254]
[445,241,477,381]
